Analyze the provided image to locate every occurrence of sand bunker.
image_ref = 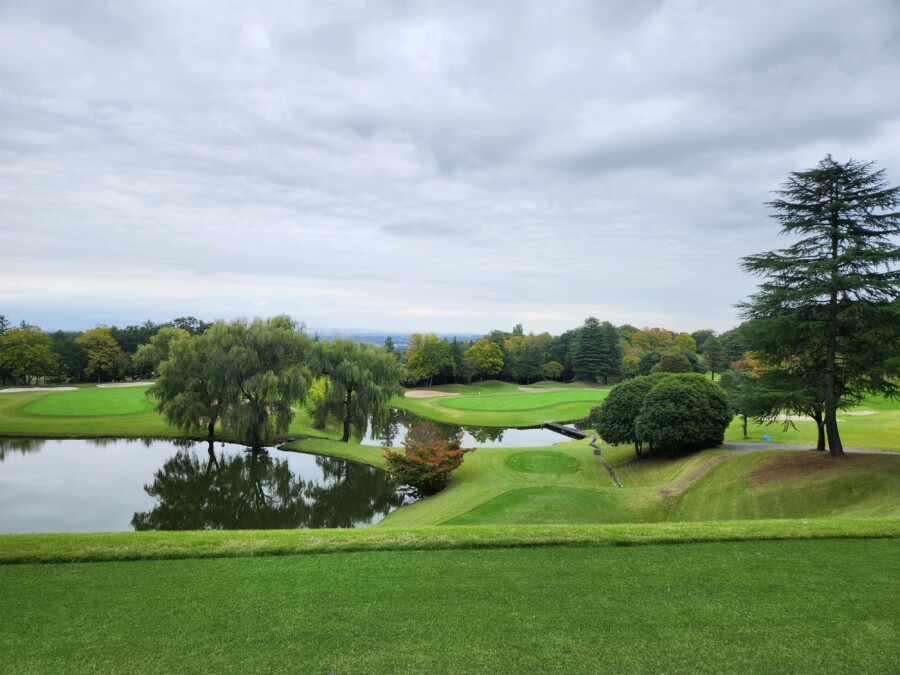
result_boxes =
[404,390,460,399]
[0,387,77,394]
[841,411,878,416]
[96,382,153,388]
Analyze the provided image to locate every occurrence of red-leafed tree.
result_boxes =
[383,421,474,496]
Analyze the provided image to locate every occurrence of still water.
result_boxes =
[0,438,407,534]
[361,408,571,448]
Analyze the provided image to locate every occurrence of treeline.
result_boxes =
[399,319,749,386]
[0,315,210,385]
[0,312,753,388]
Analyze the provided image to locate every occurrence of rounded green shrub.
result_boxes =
[635,373,733,454]
[594,373,666,455]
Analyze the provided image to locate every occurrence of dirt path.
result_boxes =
[658,453,736,503]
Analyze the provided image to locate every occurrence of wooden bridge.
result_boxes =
[542,422,591,440]
[542,422,622,488]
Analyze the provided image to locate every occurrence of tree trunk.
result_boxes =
[810,409,826,451]
[742,414,748,439]
[207,418,216,441]
[341,388,353,442]
[823,271,844,456]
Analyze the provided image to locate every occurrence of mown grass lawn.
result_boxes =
[1,538,897,673]
[725,394,900,450]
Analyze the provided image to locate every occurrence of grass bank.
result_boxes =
[3,518,896,565]
[2,538,897,673]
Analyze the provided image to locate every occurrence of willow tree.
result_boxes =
[740,156,900,456]
[310,339,406,442]
[151,325,233,442]
[150,316,312,449]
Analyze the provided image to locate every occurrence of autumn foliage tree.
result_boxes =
[383,421,474,496]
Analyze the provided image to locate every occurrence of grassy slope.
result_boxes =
[393,380,610,426]
[2,539,897,673]
[285,434,899,528]
[660,451,900,521]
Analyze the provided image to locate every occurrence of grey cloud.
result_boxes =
[1,0,898,334]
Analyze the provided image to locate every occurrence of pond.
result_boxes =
[361,409,575,448]
[0,437,408,534]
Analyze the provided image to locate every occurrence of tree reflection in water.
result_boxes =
[132,442,407,531]
[0,437,44,461]
[373,408,506,447]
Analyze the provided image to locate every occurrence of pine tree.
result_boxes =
[572,317,604,382]
[740,156,900,456]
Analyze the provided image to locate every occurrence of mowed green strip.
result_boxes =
[1,540,897,673]
[23,387,155,416]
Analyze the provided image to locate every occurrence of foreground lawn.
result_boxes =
[1,538,896,673]
[394,380,610,426]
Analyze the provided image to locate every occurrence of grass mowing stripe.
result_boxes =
[1,518,898,564]
[1,540,896,673]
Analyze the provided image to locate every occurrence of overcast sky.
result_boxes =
[2,0,899,335]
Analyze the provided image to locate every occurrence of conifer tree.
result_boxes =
[740,156,900,456]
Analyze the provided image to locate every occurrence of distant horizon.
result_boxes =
[4,311,731,339]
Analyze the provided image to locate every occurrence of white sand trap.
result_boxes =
[518,386,571,393]
[96,382,153,388]
[404,390,460,398]
[841,410,878,416]
[0,387,77,394]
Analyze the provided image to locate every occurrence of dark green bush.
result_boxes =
[635,373,733,454]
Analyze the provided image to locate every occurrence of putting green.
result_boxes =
[505,451,580,474]
[440,390,607,411]
[22,387,155,417]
